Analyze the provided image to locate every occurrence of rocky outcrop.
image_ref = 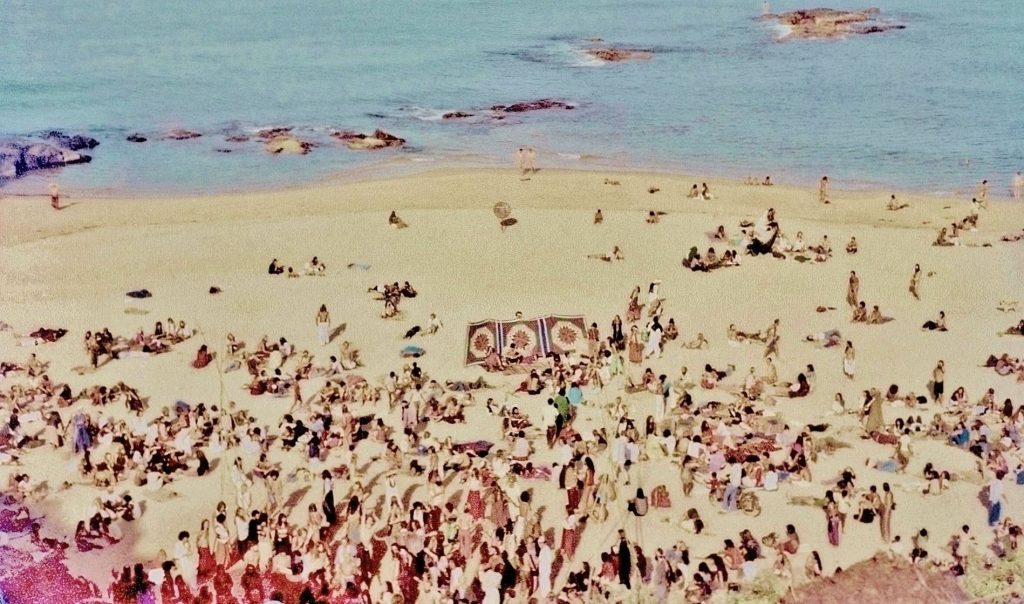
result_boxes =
[126,133,148,143]
[264,135,314,155]
[763,8,905,40]
[164,128,202,140]
[225,134,250,143]
[331,129,406,150]
[43,130,99,151]
[255,127,293,140]
[490,99,575,113]
[0,140,92,180]
[585,47,653,62]
[442,111,474,120]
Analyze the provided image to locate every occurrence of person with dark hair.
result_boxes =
[617,529,632,589]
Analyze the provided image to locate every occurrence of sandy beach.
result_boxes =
[1,167,1023,602]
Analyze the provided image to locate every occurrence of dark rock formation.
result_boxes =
[43,130,99,151]
[255,127,293,140]
[0,140,92,180]
[331,129,406,150]
[490,99,575,113]
[442,111,474,120]
[164,128,202,140]
[225,134,250,143]
[126,133,148,143]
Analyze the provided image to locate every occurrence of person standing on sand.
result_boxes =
[910,264,921,300]
[49,183,60,210]
[978,179,989,207]
[987,470,1006,526]
[846,271,859,307]
[515,148,525,174]
[932,360,945,405]
[526,147,537,173]
[878,482,895,542]
[843,341,856,379]
[1013,171,1023,200]
[316,304,331,346]
[819,176,829,204]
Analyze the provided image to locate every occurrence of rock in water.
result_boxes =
[442,111,474,120]
[585,47,653,62]
[763,8,905,40]
[490,99,575,113]
[264,135,314,155]
[332,129,406,150]
[0,140,91,180]
[164,128,202,140]
[126,133,148,143]
[43,131,100,150]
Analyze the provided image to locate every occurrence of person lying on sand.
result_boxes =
[922,311,947,332]
[587,246,624,262]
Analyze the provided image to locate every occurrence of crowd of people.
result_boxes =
[1,183,1022,604]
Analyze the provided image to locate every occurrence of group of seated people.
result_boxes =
[267,256,327,277]
[687,183,712,200]
[851,301,891,324]
[743,175,773,186]
[683,247,740,272]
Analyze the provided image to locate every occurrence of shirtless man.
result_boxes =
[909,264,921,300]
[846,271,860,308]
[819,176,829,204]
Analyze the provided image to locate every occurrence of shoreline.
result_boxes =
[0,157,1011,206]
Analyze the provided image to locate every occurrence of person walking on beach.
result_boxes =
[878,482,894,542]
[1013,171,1023,200]
[515,148,526,175]
[316,305,331,346]
[978,179,989,207]
[846,271,859,307]
[49,183,61,210]
[525,147,537,173]
[987,470,1006,527]
[819,176,829,204]
[909,264,921,300]
[843,341,856,379]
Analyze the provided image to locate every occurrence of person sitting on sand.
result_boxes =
[711,225,728,241]
[763,176,773,186]
[851,301,868,323]
[786,374,811,398]
[688,184,700,199]
[191,345,214,369]
[922,311,947,332]
[846,237,858,255]
[388,211,408,229]
[700,183,711,200]
[268,258,284,275]
[934,227,954,247]
[646,211,660,224]
[867,305,886,325]
[594,209,604,224]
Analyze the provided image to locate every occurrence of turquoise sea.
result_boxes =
[2,0,1022,196]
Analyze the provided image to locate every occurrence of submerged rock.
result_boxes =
[585,47,653,62]
[332,129,406,150]
[225,134,250,143]
[126,133,148,143]
[763,8,905,40]
[255,127,293,140]
[442,111,474,120]
[490,99,575,113]
[164,128,202,140]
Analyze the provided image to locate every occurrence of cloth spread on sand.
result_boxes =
[452,441,494,456]
[465,315,587,365]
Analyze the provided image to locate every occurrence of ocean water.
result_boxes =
[2,0,1022,196]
